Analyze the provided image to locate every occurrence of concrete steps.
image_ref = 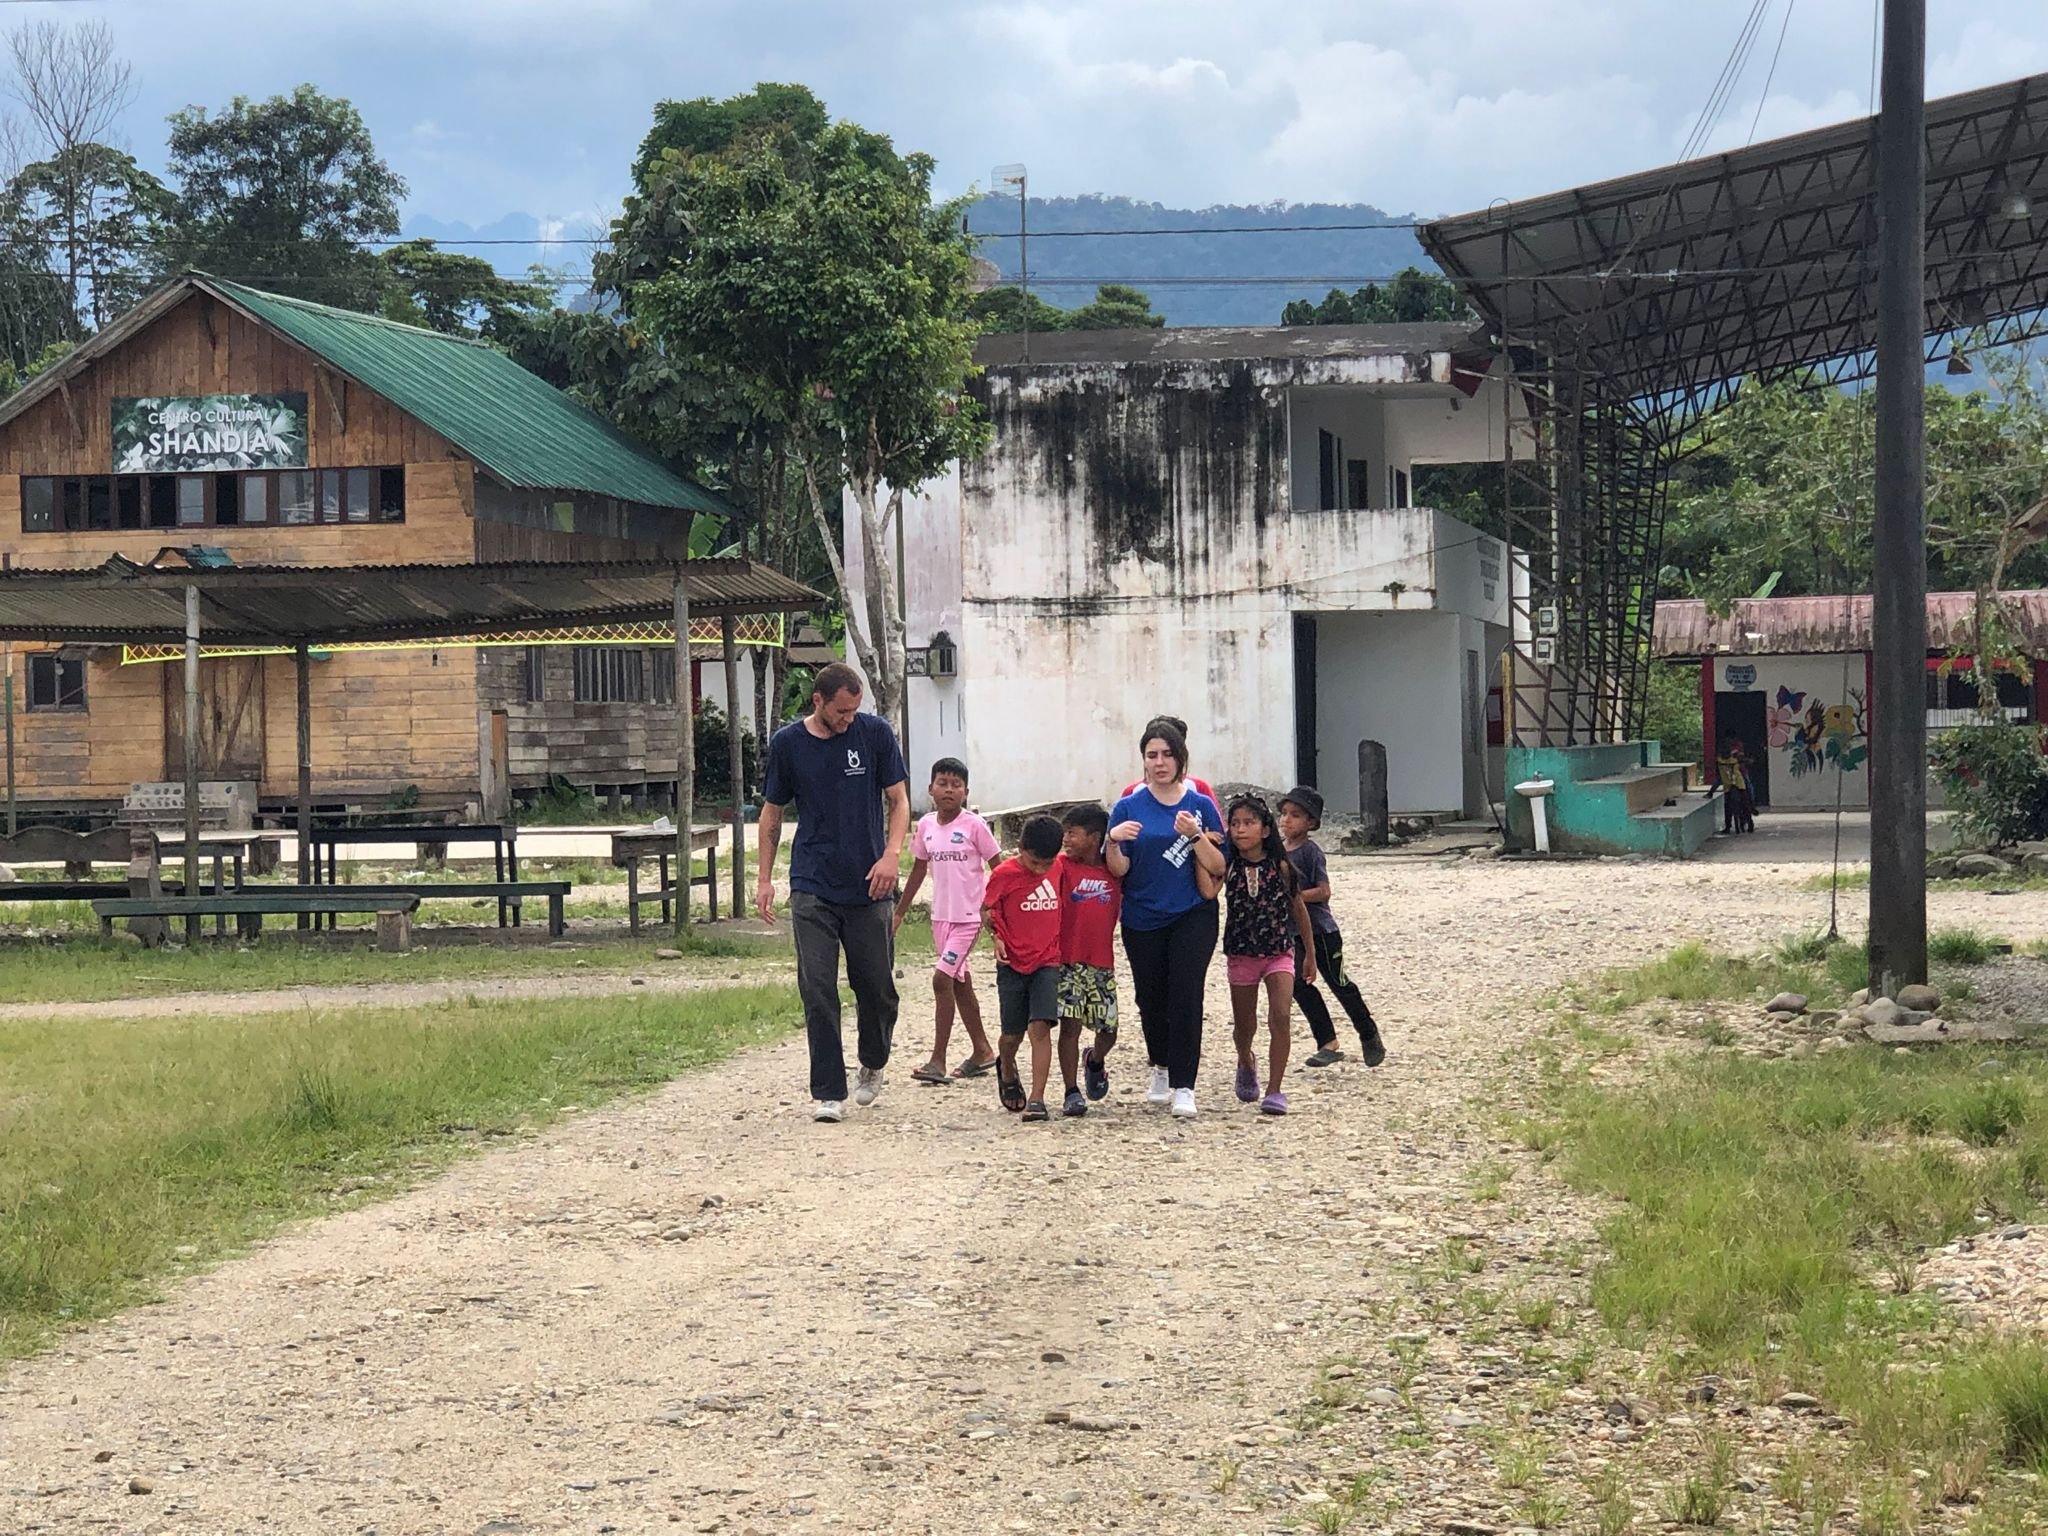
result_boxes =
[1627,790,1722,857]
[1581,763,1692,816]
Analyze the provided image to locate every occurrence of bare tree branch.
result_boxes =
[5,18,134,334]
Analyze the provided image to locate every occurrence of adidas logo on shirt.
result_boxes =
[1020,878,1060,913]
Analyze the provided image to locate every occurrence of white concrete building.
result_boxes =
[846,323,1530,817]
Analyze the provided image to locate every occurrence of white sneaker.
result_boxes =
[813,1100,844,1123]
[1170,1088,1198,1119]
[853,1067,884,1107]
[1147,1067,1172,1105]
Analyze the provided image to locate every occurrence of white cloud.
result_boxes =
[81,0,2048,235]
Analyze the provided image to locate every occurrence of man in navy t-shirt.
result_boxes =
[757,662,910,1123]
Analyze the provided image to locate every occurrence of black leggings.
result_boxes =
[1295,928,1378,1049]
[1122,901,1220,1091]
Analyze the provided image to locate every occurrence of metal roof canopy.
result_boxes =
[0,557,821,646]
[1419,71,2048,417]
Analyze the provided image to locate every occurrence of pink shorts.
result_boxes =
[1227,951,1296,987]
[932,920,982,980]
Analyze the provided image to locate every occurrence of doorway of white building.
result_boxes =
[1302,611,1507,818]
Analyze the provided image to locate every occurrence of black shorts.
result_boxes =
[996,964,1060,1035]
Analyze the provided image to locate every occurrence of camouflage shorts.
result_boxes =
[1057,964,1118,1033]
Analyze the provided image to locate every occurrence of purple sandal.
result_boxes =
[1259,1091,1290,1116]
[1234,1065,1260,1103]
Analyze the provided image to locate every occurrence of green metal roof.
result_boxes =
[202,278,725,515]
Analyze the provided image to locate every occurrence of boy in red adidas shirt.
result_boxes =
[983,815,1066,1123]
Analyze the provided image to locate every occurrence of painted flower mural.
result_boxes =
[1782,686,1869,775]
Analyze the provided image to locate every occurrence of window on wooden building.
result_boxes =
[651,651,677,706]
[520,645,546,703]
[26,654,86,712]
[18,470,407,532]
[573,648,646,704]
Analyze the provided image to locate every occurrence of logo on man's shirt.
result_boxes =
[1069,877,1115,906]
[1020,878,1060,913]
[1163,835,1194,868]
[844,748,865,776]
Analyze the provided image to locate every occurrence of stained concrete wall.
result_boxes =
[848,351,1519,814]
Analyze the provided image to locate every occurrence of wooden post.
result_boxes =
[3,641,15,838]
[673,569,694,935]
[295,641,313,892]
[1357,740,1389,847]
[722,612,746,918]
[183,584,201,941]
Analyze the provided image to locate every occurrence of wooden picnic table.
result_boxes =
[306,822,520,928]
[611,826,722,931]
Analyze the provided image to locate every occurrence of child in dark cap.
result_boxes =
[1276,786,1387,1069]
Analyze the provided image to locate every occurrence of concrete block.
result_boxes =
[376,909,413,953]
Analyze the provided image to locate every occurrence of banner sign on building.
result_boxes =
[111,393,309,473]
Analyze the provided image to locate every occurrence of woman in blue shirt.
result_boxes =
[1106,720,1225,1119]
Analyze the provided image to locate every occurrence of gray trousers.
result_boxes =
[791,891,898,1101]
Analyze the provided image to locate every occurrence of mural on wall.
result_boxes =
[1768,685,1868,775]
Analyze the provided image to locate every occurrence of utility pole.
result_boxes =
[1868,0,1928,990]
[995,164,1029,361]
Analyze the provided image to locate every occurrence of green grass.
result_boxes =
[1573,938,1868,1014]
[0,928,802,1007]
[1550,1034,2048,1495]
[0,984,800,1359]
[1928,926,2002,965]
[1800,868,2048,893]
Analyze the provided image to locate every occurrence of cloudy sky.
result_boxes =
[22,0,2048,243]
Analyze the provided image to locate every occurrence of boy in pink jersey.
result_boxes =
[893,757,1000,1082]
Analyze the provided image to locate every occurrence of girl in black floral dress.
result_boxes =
[1197,796,1317,1115]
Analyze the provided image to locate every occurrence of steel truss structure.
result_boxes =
[1421,70,2048,745]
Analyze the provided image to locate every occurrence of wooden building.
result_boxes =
[0,274,761,816]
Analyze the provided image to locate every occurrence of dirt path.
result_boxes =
[2,850,2041,1535]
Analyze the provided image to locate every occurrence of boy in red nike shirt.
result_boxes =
[983,815,1066,1123]
[1056,804,1123,1113]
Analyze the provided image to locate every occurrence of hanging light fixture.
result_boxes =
[2003,191,2032,220]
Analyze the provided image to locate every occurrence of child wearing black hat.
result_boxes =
[1276,786,1387,1069]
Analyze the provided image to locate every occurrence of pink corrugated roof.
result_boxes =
[1652,592,2048,657]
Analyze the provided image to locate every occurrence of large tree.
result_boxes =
[3,18,137,335]
[379,238,550,339]
[612,98,986,737]
[7,143,171,329]
[163,84,404,310]
[1659,370,2048,605]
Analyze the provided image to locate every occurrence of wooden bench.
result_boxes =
[0,825,150,882]
[307,881,571,937]
[94,892,421,944]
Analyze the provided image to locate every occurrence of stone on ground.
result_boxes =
[1764,991,1808,1015]
[1896,983,1941,1012]
[1956,852,2013,877]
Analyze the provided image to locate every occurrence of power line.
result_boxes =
[1680,0,1774,163]
[1748,0,1799,146]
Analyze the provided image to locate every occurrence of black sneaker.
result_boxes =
[1084,1048,1109,1101]
[1062,1089,1088,1118]
[1359,1024,1388,1068]
[1305,1046,1346,1068]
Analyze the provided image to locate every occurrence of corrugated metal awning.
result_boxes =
[0,557,822,646]
[1653,592,2048,657]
